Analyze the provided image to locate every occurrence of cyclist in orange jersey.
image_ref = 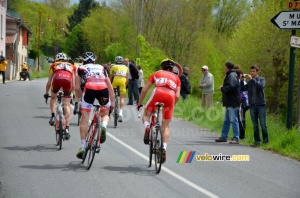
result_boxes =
[44,53,76,140]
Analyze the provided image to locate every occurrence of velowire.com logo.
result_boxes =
[176,151,250,163]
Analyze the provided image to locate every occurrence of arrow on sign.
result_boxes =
[271,11,300,29]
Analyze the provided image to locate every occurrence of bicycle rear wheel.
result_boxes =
[148,124,153,167]
[86,126,99,170]
[81,119,94,164]
[114,99,119,128]
[58,119,63,150]
[154,125,163,174]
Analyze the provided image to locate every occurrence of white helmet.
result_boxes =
[82,52,96,63]
[115,56,123,64]
[24,62,27,64]
[55,53,67,61]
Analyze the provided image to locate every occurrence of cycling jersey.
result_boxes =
[145,70,181,119]
[110,64,128,94]
[77,63,110,112]
[50,62,76,97]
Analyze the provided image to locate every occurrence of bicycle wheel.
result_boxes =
[148,124,153,168]
[81,119,94,164]
[86,124,99,170]
[154,125,163,174]
[114,98,119,128]
[58,119,63,150]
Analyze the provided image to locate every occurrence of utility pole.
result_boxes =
[37,11,42,72]
[137,0,143,57]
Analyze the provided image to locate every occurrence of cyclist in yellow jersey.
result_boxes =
[110,56,129,122]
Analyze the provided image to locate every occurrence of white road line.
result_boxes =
[107,133,220,198]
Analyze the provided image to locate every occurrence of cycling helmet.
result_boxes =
[82,52,96,63]
[115,56,123,64]
[24,62,27,64]
[55,53,67,61]
[160,58,175,69]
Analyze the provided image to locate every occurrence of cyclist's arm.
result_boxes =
[137,81,152,107]
[75,75,82,99]
[105,77,115,107]
[45,73,54,94]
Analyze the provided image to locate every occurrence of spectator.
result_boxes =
[0,55,8,84]
[241,65,269,147]
[124,58,139,105]
[137,65,145,94]
[235,68,249,139]
[180,67,191,101]
[199,65,214,108]
[215,61,240,144]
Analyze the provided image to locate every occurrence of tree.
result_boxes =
[67,0,100,32]
[213,0,250,36]
[64,24,89,59]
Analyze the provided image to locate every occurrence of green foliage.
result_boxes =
[64,24,90,59]
[28,48,40,60]
[67,0,100,31]
[137,35,166,79]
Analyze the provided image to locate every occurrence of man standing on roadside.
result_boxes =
[199,65,214,108]
[124,58,139,105]
[215,61,240,144]
[180,67,191,101]
[242,65,269,147]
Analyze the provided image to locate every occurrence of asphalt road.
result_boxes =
[0,79,299,198]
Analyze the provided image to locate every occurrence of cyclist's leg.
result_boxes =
[62,80,72,126]
[49,80,59,125]
[76,89,94,158]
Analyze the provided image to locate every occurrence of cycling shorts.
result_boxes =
[81,88,110,112]
[112,77,126,95]
[51,71,73,98]
[145,87,176,120]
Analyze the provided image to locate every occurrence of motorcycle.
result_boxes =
[20,69,29,81]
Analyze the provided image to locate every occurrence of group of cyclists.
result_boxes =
[44,52,181,164]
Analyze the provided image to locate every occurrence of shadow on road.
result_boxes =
[19,161,87,172]
[3,144,59,152]
[102,165,157,176]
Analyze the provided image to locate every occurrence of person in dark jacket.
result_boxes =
[180,67,191,101]
[124,58,139,105]
[241,65,269,147]
[215,61,240,144]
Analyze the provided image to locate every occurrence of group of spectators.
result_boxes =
[177,62,268,147]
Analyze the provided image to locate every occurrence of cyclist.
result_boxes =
[109,56,129,122]
[75,52,115,159]
[137,58,181,163]
[44,52,76,140]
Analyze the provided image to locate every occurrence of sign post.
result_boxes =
[270,3,299,129]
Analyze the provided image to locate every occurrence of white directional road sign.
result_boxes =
[271,11,300,29]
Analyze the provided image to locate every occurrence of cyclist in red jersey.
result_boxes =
[44,53,76,139]
[137,58,181,163]
[75,52,115,159]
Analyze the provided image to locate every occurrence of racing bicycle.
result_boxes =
[45,91,69,150]
[138,103,164,174]
[81,98,106,170]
